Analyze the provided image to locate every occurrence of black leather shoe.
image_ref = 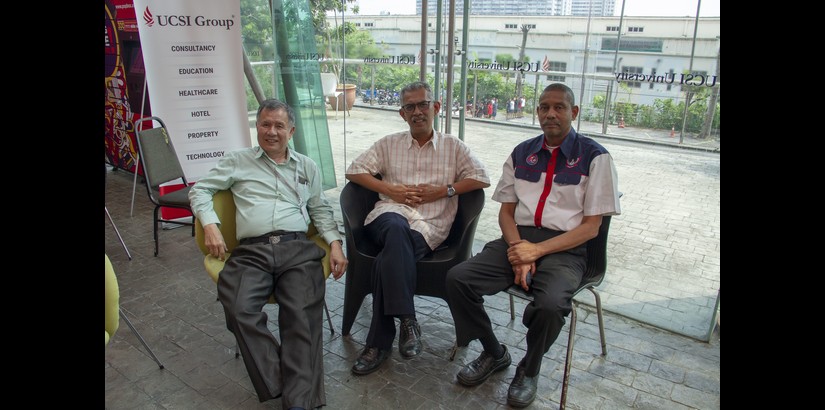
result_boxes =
[398,318,422,359]
[456,344,511,386]
[507,365,538,408]
[351,347,390,375]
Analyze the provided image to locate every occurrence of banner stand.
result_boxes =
[130,75,148,218]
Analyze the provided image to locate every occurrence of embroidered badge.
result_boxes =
[566,157,581,168]
[526,154,538,165]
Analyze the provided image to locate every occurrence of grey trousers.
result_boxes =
[445,226,586,377]
[217,239,327,408]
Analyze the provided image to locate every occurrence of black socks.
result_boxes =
[480,336,504,359]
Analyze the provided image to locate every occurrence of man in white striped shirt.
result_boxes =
[346,81,490,376]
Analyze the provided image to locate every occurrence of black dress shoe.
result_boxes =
[398,318,422,359]
[507,365,538,408]
[351,346,390,375]
[456,344,511,386]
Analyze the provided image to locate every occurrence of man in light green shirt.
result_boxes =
[189,99,347,410]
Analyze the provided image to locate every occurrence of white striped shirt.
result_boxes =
[346,130,490,249]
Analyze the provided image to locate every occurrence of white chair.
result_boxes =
[320,72,349,119]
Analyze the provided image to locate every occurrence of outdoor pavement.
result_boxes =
[104,104,719,409]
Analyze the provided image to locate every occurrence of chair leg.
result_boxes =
[119,309,165,369]
[324,301,334,336]
[509,294,516,321]
[560,302,578,410]
[153,206,160,257]
[589,288,607,356]
[341,289,369,336]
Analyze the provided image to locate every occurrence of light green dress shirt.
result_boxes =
[189,146,342,246]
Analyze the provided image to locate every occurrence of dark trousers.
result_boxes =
[445,226,586,377]
[217,239,327,408]
[364,212,431,350]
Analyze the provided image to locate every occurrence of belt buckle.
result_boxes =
[269,234,281,245]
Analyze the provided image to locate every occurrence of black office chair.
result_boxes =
[134,116,195,257]
[506,215,612,410]
[339,179,485,336]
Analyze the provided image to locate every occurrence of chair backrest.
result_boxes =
[105,254,119,345]
[441,188,485,257]
[339,179,485,260]
[320,72,338,97]
[135,116,189,196]
[339,180,380,255]
[580,215,612,288]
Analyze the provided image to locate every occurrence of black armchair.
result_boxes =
[339,180,485,336]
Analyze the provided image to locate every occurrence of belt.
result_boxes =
[239,231,306,246]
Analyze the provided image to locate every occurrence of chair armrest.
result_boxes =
[340,181,380,255]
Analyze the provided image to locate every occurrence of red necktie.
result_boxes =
[534,147,558,228]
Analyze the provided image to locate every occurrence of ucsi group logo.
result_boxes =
[143,7,235,30]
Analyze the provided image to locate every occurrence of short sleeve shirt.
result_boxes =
[346,131,490,249]
[492,130,621,231]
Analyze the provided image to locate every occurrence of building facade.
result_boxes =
[336,13,720,107]
[414,0,616,17]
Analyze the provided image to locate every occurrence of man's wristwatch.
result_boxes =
[447,184,456,198]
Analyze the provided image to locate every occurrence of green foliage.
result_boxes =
[355,65,422,92]
[309,0,359,81]
[592,94,606,109]
[308,0,353,32]
[496,54,515,64]
[240,0,272,45]
[342,29,385,59]
[465,71,506,101]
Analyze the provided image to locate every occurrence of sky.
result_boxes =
[351,0,721,17]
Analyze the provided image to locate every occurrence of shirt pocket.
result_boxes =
[297,180,312,203]
[554,172,582,185]
[515,166,542,182]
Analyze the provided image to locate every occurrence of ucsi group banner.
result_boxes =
[133,0,250,183]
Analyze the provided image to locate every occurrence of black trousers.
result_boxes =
[445,226,586,377]
[363,212,431,350]
[217,238,327,408]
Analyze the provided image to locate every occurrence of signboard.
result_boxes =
[133,0,250,183]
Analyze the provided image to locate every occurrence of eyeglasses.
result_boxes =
[401,100,432,113]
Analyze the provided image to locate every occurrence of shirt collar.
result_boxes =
[407,130,440,150]
[254,146,296,164]
[526,128,578,158]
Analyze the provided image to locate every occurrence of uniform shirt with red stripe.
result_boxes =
[492,129,621,231]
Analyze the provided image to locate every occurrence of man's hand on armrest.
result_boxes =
[203,223,228,261]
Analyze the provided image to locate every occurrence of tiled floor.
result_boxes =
[104,164,719,409]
